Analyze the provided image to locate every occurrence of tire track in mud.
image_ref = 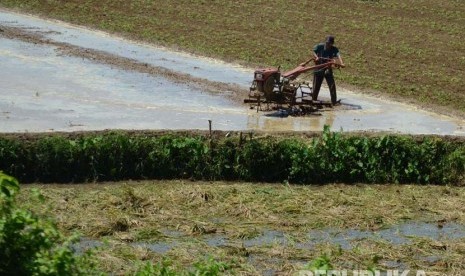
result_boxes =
[0,25,247,103]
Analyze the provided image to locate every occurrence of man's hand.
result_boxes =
[332,62,345,69]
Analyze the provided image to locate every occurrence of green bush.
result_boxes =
[135,256,230,276]
[0,138,27,181]
[0,129,464,185]
[0,172,99,275]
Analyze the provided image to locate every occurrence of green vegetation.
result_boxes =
[0,172,98,275]
[0,172,236,275]
[1,129,464,185]
[303,254,333,273]
[1,0,464,115]
[135,257,231,276]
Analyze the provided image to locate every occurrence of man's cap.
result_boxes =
[326,35,335,44]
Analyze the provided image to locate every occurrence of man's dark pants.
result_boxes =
[312,69,337,104]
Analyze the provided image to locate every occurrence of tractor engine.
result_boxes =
[253,68,281,101]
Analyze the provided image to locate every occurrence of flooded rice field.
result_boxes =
[0,38,245,132]
[1,9,465,135]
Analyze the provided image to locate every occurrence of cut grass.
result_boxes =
[0,0,464,116]
[17,181,465,274]
[18,181,465,235]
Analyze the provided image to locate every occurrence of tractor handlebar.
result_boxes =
[283,59,345,79]
[300,57,345,68]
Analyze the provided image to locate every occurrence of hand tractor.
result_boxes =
[245,58,343,113]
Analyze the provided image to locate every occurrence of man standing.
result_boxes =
[311,35,345,105]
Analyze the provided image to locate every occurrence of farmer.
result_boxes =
[305,35,345,105]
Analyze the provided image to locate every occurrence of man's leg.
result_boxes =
[325,70,337,104]
[312,72,324,101]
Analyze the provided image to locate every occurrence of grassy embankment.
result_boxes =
[0,0,464,116]
[1,130,464,185]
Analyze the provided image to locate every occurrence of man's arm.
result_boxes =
[337,54,345,68]
[313,52,320,62]
[313,44,321,62]
[300,44,321,66]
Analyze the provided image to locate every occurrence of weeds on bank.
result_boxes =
[1,128,464,185]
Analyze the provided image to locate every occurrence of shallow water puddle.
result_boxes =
[72,222,464,270]
[72,237,103,255]
[301,221,465,249]
[1,9,464,134]
[74,222,465,251]
[194,222,465,251]
[130,241,177,254]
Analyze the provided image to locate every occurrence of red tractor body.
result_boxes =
[249,61,337,106]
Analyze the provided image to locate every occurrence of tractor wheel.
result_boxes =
[263,75,277,101]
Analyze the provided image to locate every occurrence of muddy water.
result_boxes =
[1,9,464,135]
[0,10,251,86]
[0,37,247,132]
